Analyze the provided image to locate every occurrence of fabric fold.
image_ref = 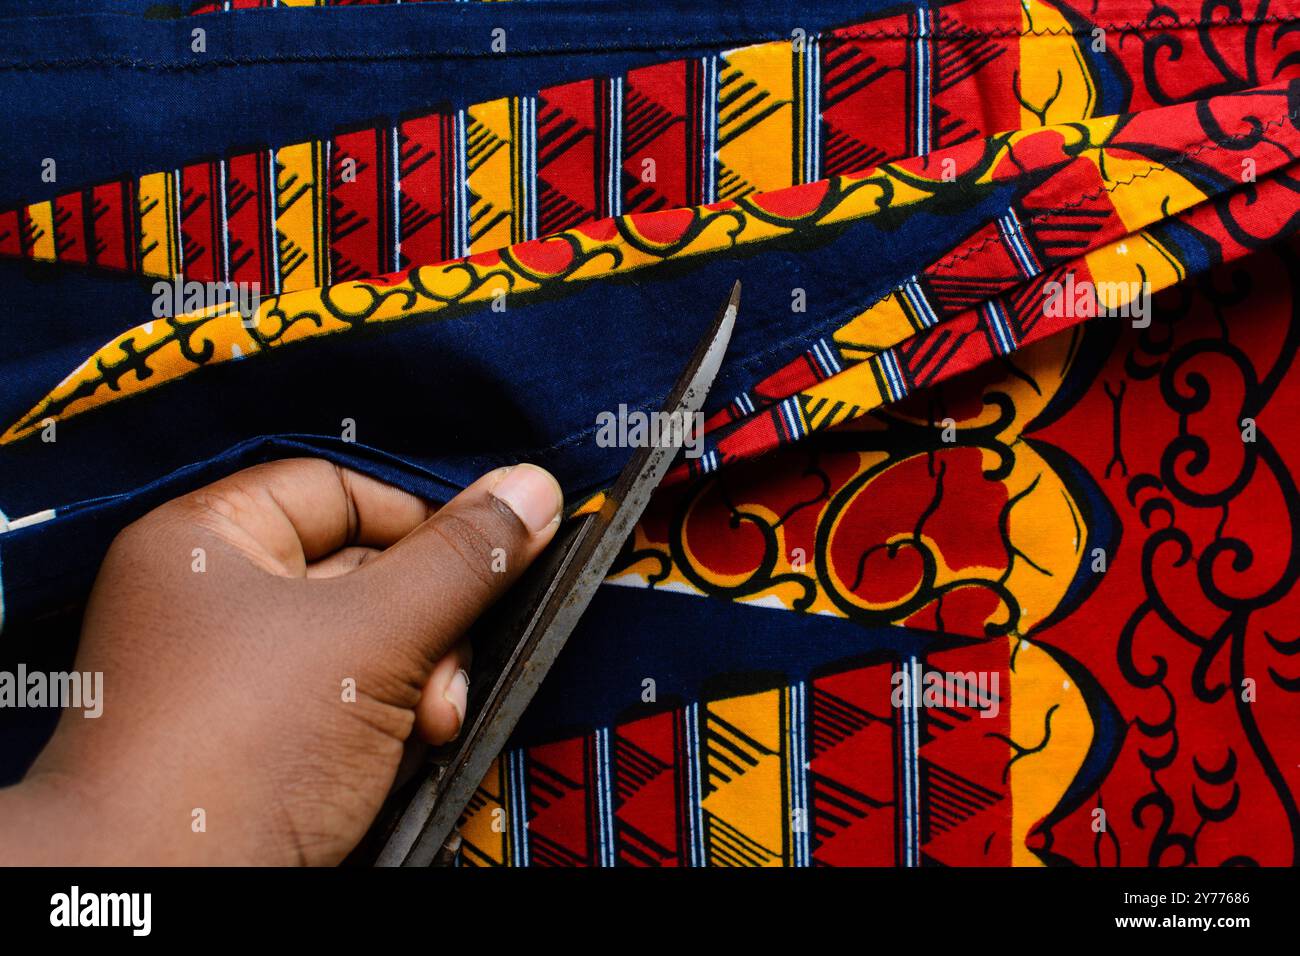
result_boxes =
[7,79,1300,450]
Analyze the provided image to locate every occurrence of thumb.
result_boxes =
[345,463,563,669]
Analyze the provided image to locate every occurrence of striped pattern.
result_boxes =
[980,297,1019,355]
[900,274,941,329]
[796,37,823,184]
[457,648,1015,866]
[910,7,935,156]
[872,347,911,404]
[506,747,531,866]
[2,9,1011,283]
[786,681,812,866]
[997,208,1043,278]
[898,655,922,866]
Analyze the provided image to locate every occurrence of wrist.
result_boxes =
[0,770,108,865]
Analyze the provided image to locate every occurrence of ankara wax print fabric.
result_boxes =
[0,0,1299,867]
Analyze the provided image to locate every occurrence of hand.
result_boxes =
[0,458,563,865]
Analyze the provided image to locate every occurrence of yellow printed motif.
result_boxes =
[1017,0,1099,127]
[137,171,181,279]
[458,757,511,867]
[702,689,790,866]
[0,103,1237,445]
[611,328,1087,637]
[716,42,795,199]
[1009,637,1093,866]
[275,141,329,292]
[466,98,519,252]
[23,201,55,263]
[766,220,1194,446]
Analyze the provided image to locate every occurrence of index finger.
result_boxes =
[167,457,440,577]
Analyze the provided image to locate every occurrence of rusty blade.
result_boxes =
[375,280,739,866]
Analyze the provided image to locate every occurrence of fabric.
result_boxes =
[0,0,1298,866]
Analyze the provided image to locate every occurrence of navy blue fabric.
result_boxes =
[513,583,1125,797]
[514,583,974,744]
[0,185,1016,626]
[0,0,1010,775]
[0,1,1021,634]
[0,0,904,210]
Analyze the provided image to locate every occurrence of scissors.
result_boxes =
[366,280,740,867]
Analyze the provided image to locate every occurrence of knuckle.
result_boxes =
[183,485,257,529]
[105,514,151,557]
[429,504,520,591]
[104,509,176,570]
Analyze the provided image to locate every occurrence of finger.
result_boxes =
[349,463,563,663]
[415,643,473,745]
[168,458,434,577]
[305,546,381,579]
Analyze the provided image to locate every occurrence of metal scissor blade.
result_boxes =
[374,280,739,867]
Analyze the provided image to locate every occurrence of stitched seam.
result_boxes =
[932,111,1296,273]
[1,14,1299,68]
